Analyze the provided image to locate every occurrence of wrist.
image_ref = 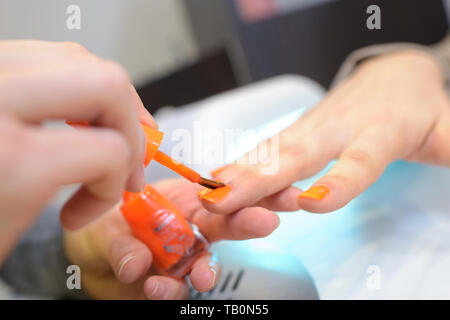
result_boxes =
[361,49,444,85]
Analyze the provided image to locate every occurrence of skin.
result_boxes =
[3,42,446,298]
[0,40,157,264]
[0,40,277,299]
[64,178,279,300]
[200,50,450,214]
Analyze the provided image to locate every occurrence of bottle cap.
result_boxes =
[141,124,164,167]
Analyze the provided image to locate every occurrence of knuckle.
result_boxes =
[61,41,88,53]
[326,173,356,196]
[109,236,134,264]
[98,61,130,93]
[238,169,271,198]
[279,130,311,158]
[332,101,354,119]
[341,148,377,172]
[279,141,312,171]
[415,126,445,163]
[280,141,305,158]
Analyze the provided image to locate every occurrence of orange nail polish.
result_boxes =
[199,185,232,203]
[210,165,230,178]
[197,188,211,198]
[121,184,209,278]
[298,185,330,200]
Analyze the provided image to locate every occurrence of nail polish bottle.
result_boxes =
[121,185,209,279]
[66,121,214,278]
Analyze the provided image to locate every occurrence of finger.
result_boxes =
[0,40,156,131]
[210,164,231,178]
[129,84,157,128]
[152,178,280,241]
[67,122,146,194]
[0,40,156,132]
[0,41,154,192]
[27,127,130,229]
[411,108,450,167]
[254,186,304,211]
[0,60,146,193]
[297,126,398,213]
[144,276,189,300]
[76,206,154,285]
[189,253,221,293]
[201,121,341,214]
[192,206,280,242]
[0,41,94,69]
[0,40,89,53]
[106,234,153,284]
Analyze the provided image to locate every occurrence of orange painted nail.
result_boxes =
[298,185,330,200]
[199,185,232,204]
[197,188,211,198]
[210,165,230,178]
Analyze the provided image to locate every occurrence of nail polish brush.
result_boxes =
[141,124,224,190]
[67,121,224,190]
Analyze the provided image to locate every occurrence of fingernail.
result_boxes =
[128,164,146,192]
[210,165,230,178]
[118,255,135,278]
[275,214,281,228]
[298,185,330,200]
[197,188,211,198]
[143,106,159,129]
[207,262,218,291]
[198,185,232,204]
[147,279,167,299]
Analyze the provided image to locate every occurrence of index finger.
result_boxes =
[0,60,150,192]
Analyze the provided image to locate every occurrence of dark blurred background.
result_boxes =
[1,0,448,113]
[139,0,448,113]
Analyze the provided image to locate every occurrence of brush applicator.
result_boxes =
[66,121,224,190]
[140,124,225,190]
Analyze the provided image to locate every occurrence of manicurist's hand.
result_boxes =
[64,178,279,299]
[0,40,156,263]
[201,50,450,214]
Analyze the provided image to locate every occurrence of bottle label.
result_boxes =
[151,209,194,256]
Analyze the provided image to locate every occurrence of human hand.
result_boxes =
[0,40,156,263]
[200,50,450,214]
[64,178,279,299]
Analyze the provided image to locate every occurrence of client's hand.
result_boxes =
[200,50,450,214]
[64,178,279,299]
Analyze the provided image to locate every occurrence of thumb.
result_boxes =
[105,234,153,284]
